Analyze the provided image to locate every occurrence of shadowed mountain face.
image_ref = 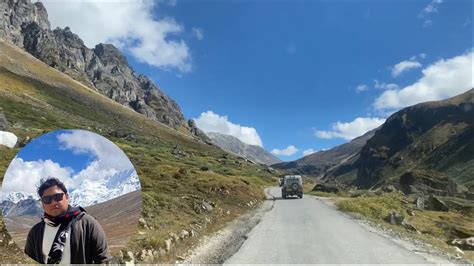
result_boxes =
[327,89,474,192]
[0,0,185,129]
[207,132,282,165]
[272,129,376,177]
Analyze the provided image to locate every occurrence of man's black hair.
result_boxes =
[37,177,68,198]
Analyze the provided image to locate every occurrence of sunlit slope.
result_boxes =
[0,38,274,263]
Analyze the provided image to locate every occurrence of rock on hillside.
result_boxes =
[207,132,282,165]
[0,0,185,128]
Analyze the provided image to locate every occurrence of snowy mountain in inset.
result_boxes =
[69,168,140,207]
[1,191,38,203]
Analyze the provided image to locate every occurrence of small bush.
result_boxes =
[336,193,405,220]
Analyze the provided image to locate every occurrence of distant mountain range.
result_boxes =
[207,132,282,165]
[272,129,376,176]
[1,168,140,217]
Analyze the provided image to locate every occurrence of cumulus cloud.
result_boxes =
[192,27,204,40]
[374,51,474,110]
[302,149,316,156]
[315,117,386,140]
[392,60,422,77]
[194,111,263,147]
[271,145,299,156]
[2,158,73,195]
[39,0,191,72]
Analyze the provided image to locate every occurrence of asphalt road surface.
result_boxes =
[226,187,432,264]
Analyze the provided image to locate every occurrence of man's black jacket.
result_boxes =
[25,212,111,264]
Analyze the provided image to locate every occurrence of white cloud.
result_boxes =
[374,51,474,110]
[315,117,386,140]
[303,148,316,156]
[194,111,263,147]
[2,158,73,195]
[374,80,399,90]
[392,60,422,77]
[57,130,133,190]
[356,84,369,92]
[192,27,204,40]
[419,0,443,27]
[422,0,443,14]
[39,0,191,72]
[271,145,299,156]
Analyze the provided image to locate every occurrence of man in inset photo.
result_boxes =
[25,177,111,264]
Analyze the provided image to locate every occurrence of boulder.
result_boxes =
[0,131,18,148]
[312,183,339,193]
[384,211,405,225]
[383,185,397,193]
[450,237,474,250]
[399,170,450,196]
[165,238,173,252]
[180,229,190,240]
[414,197,425,210]
[425,196,449,212]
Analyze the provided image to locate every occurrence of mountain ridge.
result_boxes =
[326,89,474,194]
[0,0,186,129]
[272,129,376,176]
[207,132,282,165]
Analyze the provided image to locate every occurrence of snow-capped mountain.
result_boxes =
[1,191,38,203]
[1,198,43,217]
[0,191,41,217]
[69,168,140,207]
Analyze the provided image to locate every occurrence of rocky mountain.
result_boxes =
[1,198,42,217]
[326,89,474,195]
[207,132,282,165]
[272,129,376,177]
[0,0,185,129]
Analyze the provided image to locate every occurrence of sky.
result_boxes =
[1,130,137,197]
[38,0,473,161]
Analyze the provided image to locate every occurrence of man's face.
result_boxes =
[41,185,69,217]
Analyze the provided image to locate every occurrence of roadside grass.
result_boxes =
[0,42,275,263]
[334,193,474,262]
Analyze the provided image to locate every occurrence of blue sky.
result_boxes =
[41,0,473,161]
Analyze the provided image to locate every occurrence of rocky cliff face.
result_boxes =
[0,0,185,128]
[207,132,282,165]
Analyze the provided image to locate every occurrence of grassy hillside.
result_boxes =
[0,39,275,263]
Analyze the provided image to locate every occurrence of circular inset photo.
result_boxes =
[0,129,142,264]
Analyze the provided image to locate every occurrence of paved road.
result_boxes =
[226,187,431,264]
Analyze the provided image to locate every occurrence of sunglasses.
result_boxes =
[40,193,65,204]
